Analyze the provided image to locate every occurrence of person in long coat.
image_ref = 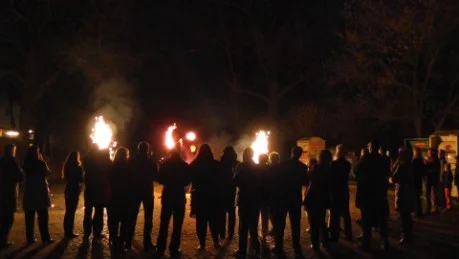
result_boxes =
[272,147,308,256]
[190,144,223,250]
[390,149,415,245]
[107,147,134,255]
[329,144,352,242]
[258,154,272,242]
[22,145,54,245]
[412,148,427,216]
[425,148,441,214]
[155,147,191,258]
[219,146,239,240]
[0,144,23,249]
[62,151,84,238]
[127,141,158,251]
[233,148,261,257]
[304,150,332,253]
[82,145,111,243]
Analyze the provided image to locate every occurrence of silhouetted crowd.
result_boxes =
[0,140,457,258]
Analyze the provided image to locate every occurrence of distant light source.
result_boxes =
[185,131,197,141]
[190,145,197,153]
[5,131,19,137]
[28,129,34,134]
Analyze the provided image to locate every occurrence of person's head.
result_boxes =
[309,158,318,167]
[137,141,150,156]
[360,148,369,159]
[318,150,333,165]
[367,140,380,154]
[378,147,385,155]
[25,145,40,162]
[194,144,214,162]
[335,144,345,158]
[258,154,269,165]
[414,148,422,159]
[4,144,16,158]
[65,151,81,167]
[242,148,254,163]
[439,150,446,159]
[113,147,130,164]
[221,146,237,162]
[269,152,280,165]
[291,146,303,160]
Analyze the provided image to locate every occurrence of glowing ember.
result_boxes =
[165,123,177,150]
[90,116,113,150]
[190,145,197,153]
[251,130,270,164]
[185,131,197,141]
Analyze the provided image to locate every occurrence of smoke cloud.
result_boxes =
[90,77,139,138]
[204,132,254,161]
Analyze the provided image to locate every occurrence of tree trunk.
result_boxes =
[413,114,423,137]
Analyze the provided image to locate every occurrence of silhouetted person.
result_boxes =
[412,148,426,216]
[443,163,453,211]
[438,150,447,209]
[233,148,261,257]
[357,141,390,251]
[267,152,280,235]
[190,144,223,250]
[390,149,415,245]
[305,158,317,233]
[219,146,239,240]
[272,147,308,256]
[304,150,332,253]
[258,154,271,242]
[108,147,134,255]
[128,141,158,251]
[62,151,84,238]
[329,144,352,242]
[0,144,23,249]
[83,144,111,243]
[425,148,440,214]
[22,145,54,245]
[155,148,191,258]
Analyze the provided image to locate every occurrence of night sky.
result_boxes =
[1,0,458,155]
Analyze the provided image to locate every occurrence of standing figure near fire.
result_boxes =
[304,149,332,253]
[155,147,191,257]
[272,147,308,256]
[190,144,223,250]
[258,154,272,243]
[219,146,239,240]
[412,148,427,216]
[62,151,84,238]
[329,144,352,242]
[22,145,54,244]
[357,141,390,251]
[0,144,23,249]
[233,148,261,257]
[437,150,448,210]
[107,147,134,255]
[390,149,415,245]
[127,142,158,251]
[83,144,111,244]
[425,148,441,214]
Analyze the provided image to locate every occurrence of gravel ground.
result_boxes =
[1,183,459,259]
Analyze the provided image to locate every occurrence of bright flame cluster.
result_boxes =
[165,123,178,150]
[251,130,270,164]
[91,116,113,150]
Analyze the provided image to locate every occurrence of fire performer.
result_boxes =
[83,144,111,244]
[190,144,223,251]
[127,141,158,251]
[272,147,308,256]
[0,144,24,249]
[155,146,191,257]
[219,146,239,240]
[233,148,261,257]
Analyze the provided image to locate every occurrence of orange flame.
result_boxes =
[185,131,197,141]
[90,116,113,150]
[251,130,270,164]
[165,123,177,150]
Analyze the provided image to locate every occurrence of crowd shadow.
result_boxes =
[76,239,90,258]
[43,239,70,259]
[20,243,47,259]
[3,245,28,259]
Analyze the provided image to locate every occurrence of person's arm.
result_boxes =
[14,160,24,183]
[152,161,159,182]
[232,164,243,187]
[390,163,402,184]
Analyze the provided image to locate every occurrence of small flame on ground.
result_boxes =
[251,130,270,164]
[165,123,177,150]
[185,131,197,141]
[91,116,113,150]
